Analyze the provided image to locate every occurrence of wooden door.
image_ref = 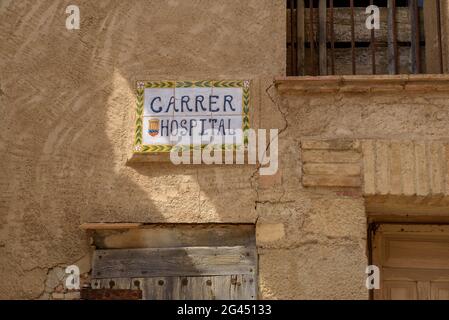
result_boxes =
[90,246,257,300]
[373,224,449,300]
[91,275,255,300]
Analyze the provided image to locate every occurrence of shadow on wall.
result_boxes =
[0,0,285,299]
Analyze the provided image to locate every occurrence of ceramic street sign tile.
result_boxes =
[133,80,250,154]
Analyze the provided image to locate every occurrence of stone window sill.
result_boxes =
[274,74,449,94]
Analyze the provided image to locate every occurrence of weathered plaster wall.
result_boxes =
[0,0,284,299]
[1,0,448,300]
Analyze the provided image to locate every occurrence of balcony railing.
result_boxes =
[287,0,445,76]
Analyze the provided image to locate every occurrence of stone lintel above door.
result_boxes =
[301,138,449,200]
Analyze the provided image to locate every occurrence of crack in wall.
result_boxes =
[253,81,290,213]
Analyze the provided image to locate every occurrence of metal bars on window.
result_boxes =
[287,0,445,76]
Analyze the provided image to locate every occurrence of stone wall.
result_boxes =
[258,78,449,299]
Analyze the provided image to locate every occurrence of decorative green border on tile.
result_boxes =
[133,80,251,154]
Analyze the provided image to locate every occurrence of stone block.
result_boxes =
[301,139,359,151]
[400,141,416,196]
[415,141,430,196]
[303,163,360,176]
[362,140,376,195]
[256,223,285,244]
[303,175,361,187]
[302,150,361,163]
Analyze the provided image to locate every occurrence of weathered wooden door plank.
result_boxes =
[139,275,256,300]
[92,246,256,278]
[90,274,257,300]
